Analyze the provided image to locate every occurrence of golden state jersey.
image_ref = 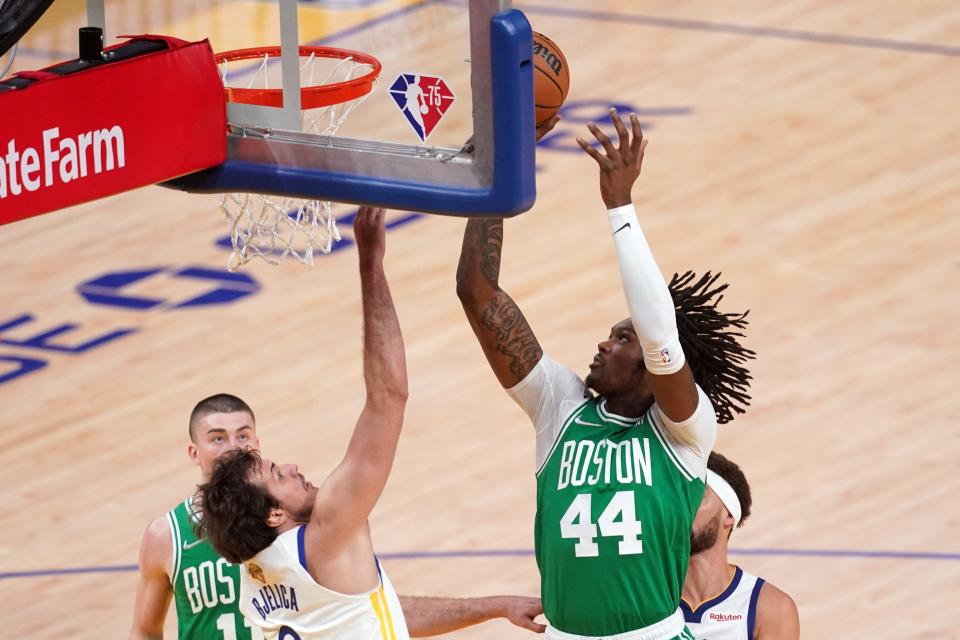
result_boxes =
[681,566,765,640]
[239,526,409,640]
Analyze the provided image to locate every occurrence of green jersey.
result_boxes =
[167,496,262,640]
[509,357,714,637]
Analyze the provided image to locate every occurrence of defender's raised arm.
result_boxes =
[313,206,408,535]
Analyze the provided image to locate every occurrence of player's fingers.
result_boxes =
[354,206,383,236]
[540,114,561,131]
[610,108,630,156]
[354,206,370,231]
[587,122,618,160]
[635,138,649,169]
[576,137,613,170]
[523,620,547,633]
[535,114,561,142]
[629,114,644,156]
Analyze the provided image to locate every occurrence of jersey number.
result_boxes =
[559,491,643,557]
[216,613,265,640]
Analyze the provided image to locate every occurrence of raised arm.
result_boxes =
[456,218,543,387]
[577,110,699,422]
[312,207,408,534]
[455,118,560,388]
[129,518,173,640]
[400,595,545,637]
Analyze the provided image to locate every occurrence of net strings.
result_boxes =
[218,53,377,270]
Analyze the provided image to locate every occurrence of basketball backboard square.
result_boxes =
[166,0,536,217]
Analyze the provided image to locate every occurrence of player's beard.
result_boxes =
[690,513,722,555]
[295,500,316,523]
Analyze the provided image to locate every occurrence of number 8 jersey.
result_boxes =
[508,356,716,638]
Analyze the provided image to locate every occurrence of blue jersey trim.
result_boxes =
[682,565,744,623]
[297,525,308,572]
[747,577,765,639]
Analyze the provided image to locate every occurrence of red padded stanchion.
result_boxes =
[0,37,226,225]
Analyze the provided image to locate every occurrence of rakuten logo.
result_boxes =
[709,612,743,622]
[0,126,125,199]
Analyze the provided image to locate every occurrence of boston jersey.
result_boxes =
[168,495,260,640]
[682,566,765,640]
[240,526,409,640]
[509,356,716,637]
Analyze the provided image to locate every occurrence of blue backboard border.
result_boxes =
[164,3,536,217]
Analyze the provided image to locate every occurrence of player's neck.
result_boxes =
[274,518,307,535]
[601,394,653,420]
[682,542,735,609]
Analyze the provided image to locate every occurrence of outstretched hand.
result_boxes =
[576,108,648,209]
[497,596,546,634]
[353,206,386,262]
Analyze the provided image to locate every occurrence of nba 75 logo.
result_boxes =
[388,74,455,142]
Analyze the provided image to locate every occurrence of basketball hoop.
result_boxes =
[215,45,381,270]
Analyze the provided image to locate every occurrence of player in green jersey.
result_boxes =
[128,393,545,640]
[130,395,263,640]
[456,111,754,639]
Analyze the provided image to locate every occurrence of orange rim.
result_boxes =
[215,46,381,109]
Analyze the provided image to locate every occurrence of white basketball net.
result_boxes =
[218,53,377,270]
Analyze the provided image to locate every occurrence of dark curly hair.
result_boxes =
[669,271,755,424]
[708,450,752,528]
[193,448,279,563]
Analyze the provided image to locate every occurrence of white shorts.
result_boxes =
[545,609,686,640]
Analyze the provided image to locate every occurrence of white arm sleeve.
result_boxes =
[506,355,591,472]
[608,204,685,375]
[653,385,717,479]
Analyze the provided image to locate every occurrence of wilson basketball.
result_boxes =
[533,31,570,127]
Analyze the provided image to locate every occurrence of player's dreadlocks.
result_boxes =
[669,271,755,424]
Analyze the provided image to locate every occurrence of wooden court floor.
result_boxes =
[1,0,958,637]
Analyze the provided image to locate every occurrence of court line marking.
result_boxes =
[2,547,958,580]
[512,2,960,57]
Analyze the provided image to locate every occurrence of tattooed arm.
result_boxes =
[456,218,544,388]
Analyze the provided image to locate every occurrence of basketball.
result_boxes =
[533,31,570,127]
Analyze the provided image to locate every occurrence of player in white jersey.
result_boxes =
[681,452,799,640]
[192,208,544,640]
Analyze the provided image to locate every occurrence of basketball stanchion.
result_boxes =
[0,34,225,226]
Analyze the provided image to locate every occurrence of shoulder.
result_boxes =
[138,516,173,574]
[651,385,717,477]
[143,516,173,549]
[510,355,587,399]
[756,580,799,639]
[758,581,797,615]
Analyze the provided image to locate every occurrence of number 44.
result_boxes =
[559,491,644,558]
